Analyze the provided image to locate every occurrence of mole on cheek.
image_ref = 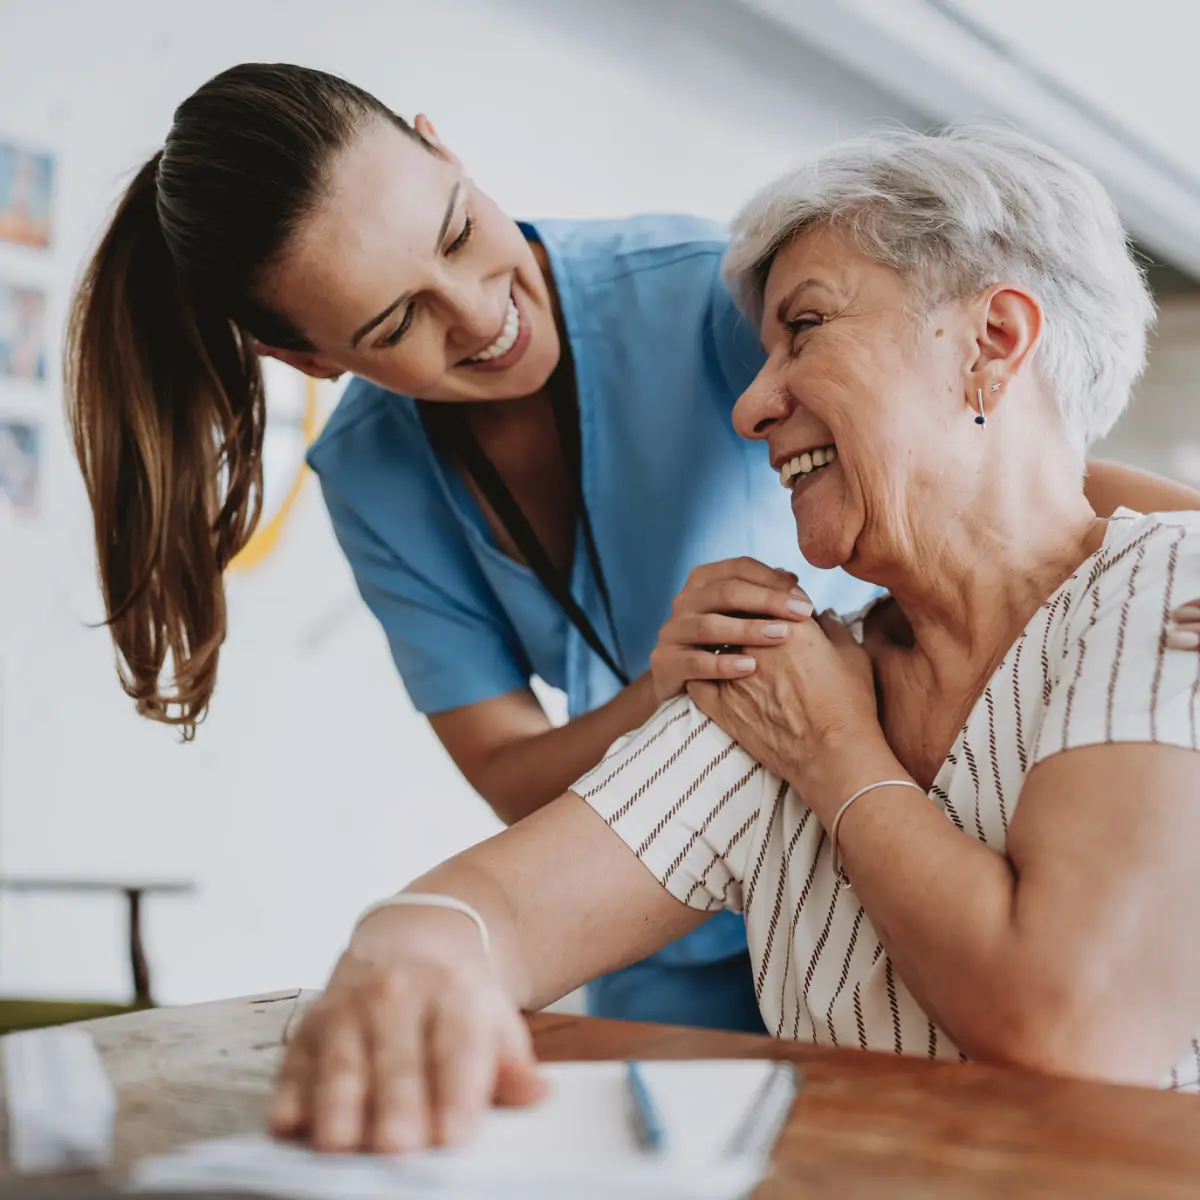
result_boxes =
[934,328,944,338]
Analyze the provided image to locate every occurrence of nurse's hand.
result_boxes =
[649,557,815,703]
[1167,599,1200,650]
[269,919,545,1154]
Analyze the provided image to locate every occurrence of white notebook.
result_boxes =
[131,1059,799,1199]
[2,1026,116,1175]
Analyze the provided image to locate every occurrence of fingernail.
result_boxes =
[787,598,813,616]
[1171,605,1200,622]
[763,622,789,638]
[733,657,756,671]
[1166,629,1200,650]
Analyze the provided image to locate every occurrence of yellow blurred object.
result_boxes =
[230,373,325,573]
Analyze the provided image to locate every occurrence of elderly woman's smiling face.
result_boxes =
[733,225,985,573]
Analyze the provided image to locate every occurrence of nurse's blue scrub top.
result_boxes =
[307,214,876,1025]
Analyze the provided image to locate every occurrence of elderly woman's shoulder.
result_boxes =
[1102,506,1200,562]
[1059,507,1200,633]
[1032,507,1200,764]
[574,694,751,801]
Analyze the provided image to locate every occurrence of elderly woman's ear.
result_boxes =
[967,283,1043,408]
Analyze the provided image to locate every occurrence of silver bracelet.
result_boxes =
[829,779,926,891]
[354,892,491,955]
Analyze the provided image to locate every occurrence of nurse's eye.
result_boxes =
[446,215,474,255]
[381,302,415,348]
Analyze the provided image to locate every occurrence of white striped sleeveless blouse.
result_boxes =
[575,509,1200,1091]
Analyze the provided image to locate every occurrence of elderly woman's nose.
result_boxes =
[733,373,789,440]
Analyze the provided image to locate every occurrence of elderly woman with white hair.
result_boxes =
[272,126,1200,1153]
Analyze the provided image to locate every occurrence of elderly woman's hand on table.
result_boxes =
[269,910,545,1154]
[687,595,880,790]
[268,780,707,1156]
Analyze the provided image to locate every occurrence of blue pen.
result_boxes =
[626,1060,666,1152]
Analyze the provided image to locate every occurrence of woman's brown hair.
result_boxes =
[65,63,418,737]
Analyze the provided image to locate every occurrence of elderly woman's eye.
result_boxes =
[785,315,822,334]
[784,314,823,352]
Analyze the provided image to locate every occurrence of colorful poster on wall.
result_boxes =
[0,419,39,517]
[0,281,47,381]
[0,140,54,249]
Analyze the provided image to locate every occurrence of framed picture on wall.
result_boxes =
[0,281,47,382]
[0,140,55,249]
[0,418,39,517]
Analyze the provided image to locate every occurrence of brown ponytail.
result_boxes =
[65,154,265,736]
[63,64,419,736]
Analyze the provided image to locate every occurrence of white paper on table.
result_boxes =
[131,1059,798,1200]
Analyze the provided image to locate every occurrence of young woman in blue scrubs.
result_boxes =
[66,64,1200,1032]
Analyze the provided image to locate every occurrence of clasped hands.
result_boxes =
[650,557,885,790]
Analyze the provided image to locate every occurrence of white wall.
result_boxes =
[1099,298,1200,483]
[949,0,1200,182]
[0,0,923,1003]
[734,0,1200,279]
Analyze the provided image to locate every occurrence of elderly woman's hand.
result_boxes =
[269,916,545,1154]
[687,599,881,788]
[649,558,814,703]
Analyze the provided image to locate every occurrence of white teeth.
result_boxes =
[779,444,837,488]
[468,297,520,363]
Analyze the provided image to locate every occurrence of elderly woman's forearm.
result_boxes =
[351,859,541,1009]
[357,792,705,1013]
[828,788,1018,1049]
[804,741,1101,1070]
[799,732,1199,1082]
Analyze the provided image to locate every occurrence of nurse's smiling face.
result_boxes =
[258,118,562,402]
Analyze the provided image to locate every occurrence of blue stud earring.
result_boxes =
[975,383,1001,426]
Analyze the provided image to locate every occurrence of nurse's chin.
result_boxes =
[455,358,556,402]
[459,336,560,402]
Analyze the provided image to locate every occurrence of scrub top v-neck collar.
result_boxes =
[419,219,603,709]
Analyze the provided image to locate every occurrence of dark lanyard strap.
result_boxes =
[420,378,630,688]
[543,375,629,684]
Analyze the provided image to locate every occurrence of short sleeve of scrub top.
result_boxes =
[308,392,534,714]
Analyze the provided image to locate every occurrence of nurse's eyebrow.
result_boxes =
[774,278,832,325]
[349,182,462,348]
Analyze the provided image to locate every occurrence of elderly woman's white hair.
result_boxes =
[723,125,1155,449]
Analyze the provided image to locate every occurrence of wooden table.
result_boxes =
[2,990,1199,1197]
